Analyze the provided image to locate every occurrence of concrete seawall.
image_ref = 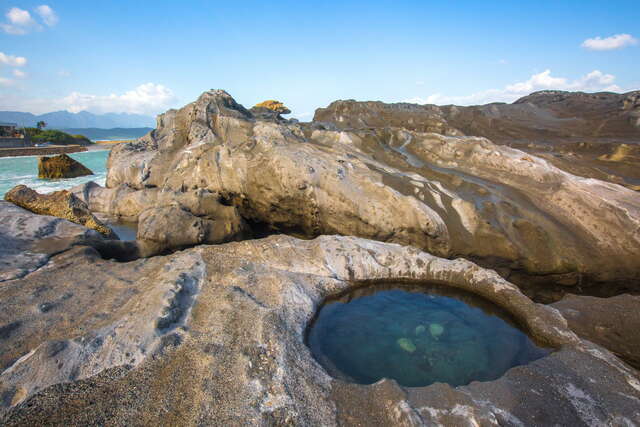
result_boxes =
[0,145,88,158]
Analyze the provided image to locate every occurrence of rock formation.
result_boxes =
[1,230,639,425]
[73,89,640,296]
[252,100,291,114]
[1,88,640,425]
[5,185,116,239]
[37,153,93,179]
[314,90,640,191]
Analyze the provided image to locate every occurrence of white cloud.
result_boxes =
[498,59,508,65]
[0,83,178,115]
[35,5,57,26]
[57,70,71,78]
[0,77,13,86]
[0,52,27,67]
[12,69,26,78]
[1,7,38,34]
[1,5,58,34]
[582,34,637,51]
[406,69,623,106]
[61,83,177,115]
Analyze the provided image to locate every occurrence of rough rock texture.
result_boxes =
[0,201,106,281]
[553,294,640,369]
[37,154,93,179]
[1,233,639,425]
[72,181,248,256]
[5,185,116,239]
[87,90,640,296]
[314,90,640,143]
[313,90,640,191]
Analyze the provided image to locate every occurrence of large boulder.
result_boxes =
[5,185,116,239]
[38,154,93,179]
[1,235,639,425]
[136,204,246,256]
[90,90,640,295]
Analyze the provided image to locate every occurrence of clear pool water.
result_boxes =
[0,150,110,197]
[307,283,551,388]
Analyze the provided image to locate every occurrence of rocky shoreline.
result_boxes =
[1,90,639,425]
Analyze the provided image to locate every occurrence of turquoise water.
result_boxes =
[0,150,110,197]
[307,283,551,388]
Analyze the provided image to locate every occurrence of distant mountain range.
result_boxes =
[61,128,153,141]
[0,110,156,129]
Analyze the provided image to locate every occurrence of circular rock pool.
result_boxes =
[306,282,551,388]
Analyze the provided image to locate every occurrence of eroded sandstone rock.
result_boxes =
[1,234,639,425]
[37,154,93,179]
[553,293,640,369]
[86,89,640,293]
[5,185,116,239]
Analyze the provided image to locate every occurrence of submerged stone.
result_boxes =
[429,323,444,339]
[396,338,416,353]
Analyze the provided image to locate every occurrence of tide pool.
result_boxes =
[0,150,110,197]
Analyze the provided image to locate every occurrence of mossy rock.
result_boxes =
[38,154,93,179]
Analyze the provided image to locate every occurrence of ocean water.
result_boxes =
[307,283,551,388]
[0,150,110,197]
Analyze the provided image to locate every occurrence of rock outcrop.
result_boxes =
[314,90,640,143]
[1,233,639,425]
[252,100,291,114]
[37,154,93,179]
[313,91,640,191]
[5,185,116,239]
[553,294,640,369]
[79,89,640,295]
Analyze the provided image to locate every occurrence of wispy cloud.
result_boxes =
[405,69,623,106]
[0,83,178,115]
[0,52,27,67]
[35,5,58,27]
[12,69,26,78]
[1,5,58,35]
[581,34,637,51]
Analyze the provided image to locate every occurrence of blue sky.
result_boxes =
[1,0,639,119]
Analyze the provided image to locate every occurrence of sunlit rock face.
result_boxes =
[94,89,640,292]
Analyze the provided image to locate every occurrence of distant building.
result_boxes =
[0,122,32,148]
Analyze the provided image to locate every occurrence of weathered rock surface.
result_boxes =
[553,294,640,369]
[84,89,640,295]
[1,233,639,425]
[5,185,116,239]
[0,201,105,281]
[314,90,640,190]
[37,154,93,179]
[314,90,640,143]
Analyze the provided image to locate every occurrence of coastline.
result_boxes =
[0,144,88,158]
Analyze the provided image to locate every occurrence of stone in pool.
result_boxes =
[306,283,551,388]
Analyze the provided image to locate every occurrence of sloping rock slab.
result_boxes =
[5,185,116,238]
[0,201,105,281]
[553,293,640,369]
[38,154,93,179]
[1,235,639,425]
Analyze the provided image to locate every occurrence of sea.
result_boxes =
[0,150,110,197]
